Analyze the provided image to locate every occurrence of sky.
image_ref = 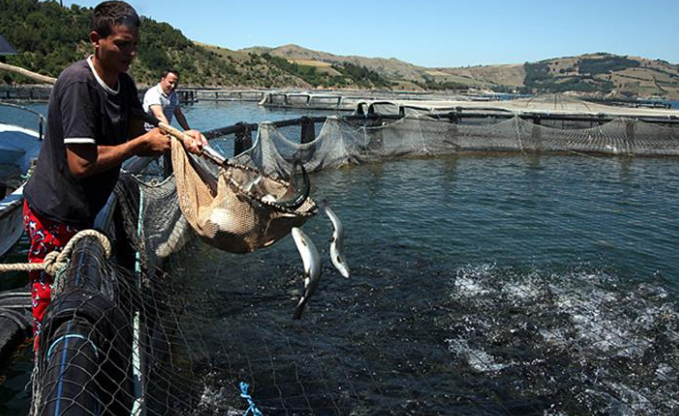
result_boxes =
[63,0,679,68]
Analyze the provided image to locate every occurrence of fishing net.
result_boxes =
[26,99,679,416]
[170,139,316,254]
[236,108,679,180]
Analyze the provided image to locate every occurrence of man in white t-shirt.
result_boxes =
[143,69,193,130]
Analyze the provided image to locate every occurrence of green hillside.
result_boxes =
[519,54,679,98]
[0,0,245,86]
[251,45,679,99]
[1,0,677,98]
[0,0,390,89]
[260,53,391,89]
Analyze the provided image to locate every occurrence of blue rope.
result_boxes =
[240,381,263,416]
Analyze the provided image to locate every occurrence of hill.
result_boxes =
[1,1,677,98]
[0,0,387,89]
[204,43,391,89]
[518,54,679,98]
[243,44,425,82]
[243,45,679,99]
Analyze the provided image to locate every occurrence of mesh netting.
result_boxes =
[171,139,316,254]
[236,111,679,180]
[30,102,679,416]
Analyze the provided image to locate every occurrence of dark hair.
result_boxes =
[162,69,180,79]
[91,1,140,38]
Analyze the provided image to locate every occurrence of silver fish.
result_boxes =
[291,227,321,320]
[275,160,310,209]
[243,173,262,193]
[323,200,350,278]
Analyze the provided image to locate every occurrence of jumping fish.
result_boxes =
[323,199,350,278]
[291,227,321,320]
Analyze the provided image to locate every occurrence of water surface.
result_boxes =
[2,101,679,415]
[173,153,679,415]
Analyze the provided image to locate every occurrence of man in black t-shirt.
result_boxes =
[22,1,205,350]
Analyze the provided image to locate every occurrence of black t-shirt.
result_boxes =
[24,58,142,227]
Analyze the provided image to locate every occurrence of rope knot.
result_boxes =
[0,229,112,276]
[42,251,63,277]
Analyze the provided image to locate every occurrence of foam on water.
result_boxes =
[446,338,513,373]
[443,264,679,415]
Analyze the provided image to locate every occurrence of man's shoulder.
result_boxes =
[57,60,92,85]
[143,84,161,98]
[143,84,164,108]
[118,71,138,96]
[51,60,94,102]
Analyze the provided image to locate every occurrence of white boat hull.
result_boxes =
[0,185,25,258]
[0,121,41,258]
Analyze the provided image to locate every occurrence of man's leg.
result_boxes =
[23,200,79,352]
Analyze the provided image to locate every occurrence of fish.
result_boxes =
[274,160,310,210]
[242,173,262,193]
[291,227,321,320]
[155,215,192,257]
[323,199,350,278]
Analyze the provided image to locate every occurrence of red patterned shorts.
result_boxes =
[23,200,79,349]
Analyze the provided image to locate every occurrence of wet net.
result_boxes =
[29,98,679,416]
[237,105,679,180]
[170,139,316,254]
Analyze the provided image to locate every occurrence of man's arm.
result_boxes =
[174,107,190,130]
[149,105,170,125]
[66,128,171,179]
[172,107,208,151]
[135,106,205,155]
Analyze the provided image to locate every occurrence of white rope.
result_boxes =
[0,229,112,276]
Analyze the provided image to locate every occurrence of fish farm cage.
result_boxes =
[6,98,679,416]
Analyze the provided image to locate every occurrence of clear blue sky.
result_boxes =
[64,0,679,67]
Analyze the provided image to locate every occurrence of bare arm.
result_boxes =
[170,107,208,152]
[66,128,171,179]
[174,107,190,131]
[149,105,170,125]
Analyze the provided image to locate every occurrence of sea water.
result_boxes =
[174,153,679,415]
[1,101,678,415]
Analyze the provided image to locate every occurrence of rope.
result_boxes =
[0,229,112,276]
[239,381,263,416]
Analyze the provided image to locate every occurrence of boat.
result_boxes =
[0,102,44,258]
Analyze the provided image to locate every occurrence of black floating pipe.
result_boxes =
[38,318,102,416]
[34,183,138,416]
[202,110,679,148]
[36,235,134,416]
[0,290,32,360]
[202,114,404,142]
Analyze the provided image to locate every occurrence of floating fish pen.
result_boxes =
[176,89,267,103]
[256,90,462,112]
[258,91,356,111]
[12,97,679,415]
[0,85,53,102]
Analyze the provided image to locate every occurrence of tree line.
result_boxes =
[0,0,267,86]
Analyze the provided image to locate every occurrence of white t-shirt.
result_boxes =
[142,83,179,124]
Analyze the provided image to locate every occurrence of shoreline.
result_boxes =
[1,85,677,110]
